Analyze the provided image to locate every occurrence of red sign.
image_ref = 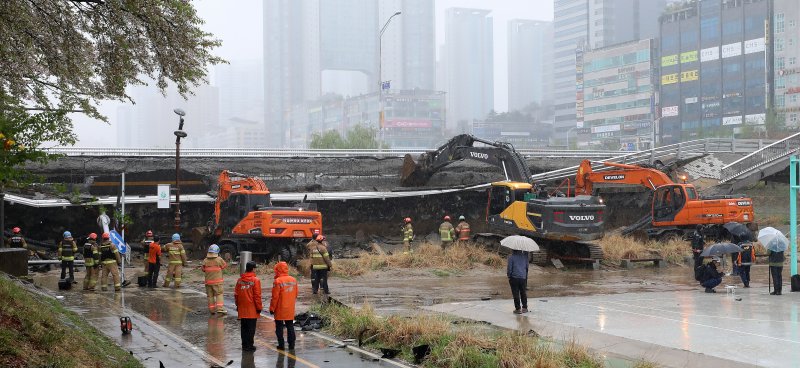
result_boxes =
[384,119,432,128]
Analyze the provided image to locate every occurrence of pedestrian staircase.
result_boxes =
[718,132,800,191]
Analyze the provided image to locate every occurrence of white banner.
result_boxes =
[701,46,719,62]
[591,124,620,134]
[744,38,765,54]
[157,184,171,209]
[722,116,743,126]
[745,113,766,125]
[721,42,742,58]
[662,106,679,117]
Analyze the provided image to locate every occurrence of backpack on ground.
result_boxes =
[791,274,800,292]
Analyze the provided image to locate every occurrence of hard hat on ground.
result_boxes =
[63,231,72,238]
[404,217,412,223]
[459,215,465,221]
[146,230,153,237]
[88,233,98,240]
[444,215,451,221]
[172,233,181,242]
[208,244,220,254]
[12,227,20,233]
[315,235,324,242]
[102,232,110,240]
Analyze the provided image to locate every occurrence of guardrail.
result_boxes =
[530,138,761,183]
[719,132,800,183]
[45,147,632,159]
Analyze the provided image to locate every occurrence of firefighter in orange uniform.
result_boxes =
[202,244,228,314]
[163,233,188,288]
[455,215,471,245]
[269,261,298,350]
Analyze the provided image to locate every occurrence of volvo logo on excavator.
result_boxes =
[469,151,489,160]
[603,175,625,180]
[569,215,595,221]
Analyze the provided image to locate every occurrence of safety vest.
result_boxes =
[439,222,454,242]
[456,221,471,240]
[202,256,227,285]
[738,246,756,265]
[165,241,186,264]
[307,241,331,270]
[8,235,25,248]
[58,239,77,261]
[99,241,118,264]
[83,241,99,267]
[403,224,414,242]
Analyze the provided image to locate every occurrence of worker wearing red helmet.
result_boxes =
[306,234,332,295]
[439,215,455,251]
[141,230,155,272]
[98,232,122,292]
[402,217,414,254]
[6,226,27,249]
[82,233,101,291]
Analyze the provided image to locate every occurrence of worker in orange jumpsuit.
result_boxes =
[235,261,262,352]
[202,244,228,314]
[146,236,162,288]
[163,233,188,288]
[270,261,298,350]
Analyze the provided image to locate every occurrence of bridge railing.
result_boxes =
[530,138,755,183]
[45,146,632,159]
[719,132,800,183]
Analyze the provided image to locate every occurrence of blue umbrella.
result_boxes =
[700,242,742,257]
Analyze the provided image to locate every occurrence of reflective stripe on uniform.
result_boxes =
[205,278,224,285]
[203,266,223,272]
[169,260,183,264]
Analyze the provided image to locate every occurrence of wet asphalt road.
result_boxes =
[36,272,404,368]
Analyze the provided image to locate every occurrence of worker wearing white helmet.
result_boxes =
[202,244,229,314]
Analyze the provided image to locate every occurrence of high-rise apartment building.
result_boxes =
[552,0,666,145]
[508,20,553,112]
[774,0,800,129]
[444,8,493,131]
[658,0,772,144]
[264,0,435,147]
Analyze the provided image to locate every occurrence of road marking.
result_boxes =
[254,336,320,368]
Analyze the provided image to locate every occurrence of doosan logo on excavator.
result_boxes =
[469,152,489,160]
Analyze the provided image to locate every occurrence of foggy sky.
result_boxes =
[71,0,553,146]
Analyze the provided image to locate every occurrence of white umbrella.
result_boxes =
[500,235,540,252]
[757,227,789,252]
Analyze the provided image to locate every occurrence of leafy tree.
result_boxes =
[0,0,223,183]
[309,125,382,149]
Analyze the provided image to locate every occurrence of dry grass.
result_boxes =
[598,233,689,265]
[316,303,617,368]
[309,243,505,278]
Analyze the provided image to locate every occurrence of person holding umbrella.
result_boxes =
[759,227,789,295]
[501,236,538,314]
[699,257,724,293]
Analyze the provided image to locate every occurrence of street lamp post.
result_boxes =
[378,11,401,152]
[565,127,578,149]
[173,108,187,231]
[651,117,662,149]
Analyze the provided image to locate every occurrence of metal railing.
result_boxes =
[530,138,756,183]
[719,132,800,183]
[45,146,632,159]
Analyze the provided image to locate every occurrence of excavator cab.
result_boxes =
[652,185,687,223]
[219,193,271,230]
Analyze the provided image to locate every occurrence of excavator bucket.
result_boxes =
[401,153,436,187]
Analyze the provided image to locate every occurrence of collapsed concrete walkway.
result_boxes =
[426,288,800,368]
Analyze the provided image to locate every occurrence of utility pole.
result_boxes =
[173,108,187,231]
[378,11,401,152]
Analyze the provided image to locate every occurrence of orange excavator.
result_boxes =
[573,160,756,240]
[193,170,322,262]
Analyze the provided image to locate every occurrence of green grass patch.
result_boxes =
[313,302,637,368]
[0,277,143,368]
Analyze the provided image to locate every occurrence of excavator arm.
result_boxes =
[574,160,675,195]
[401,134,532,186]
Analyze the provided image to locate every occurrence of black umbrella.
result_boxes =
[700,242,743,257]
[723,222,753,243]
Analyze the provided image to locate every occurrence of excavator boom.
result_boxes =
[401,134,532,186]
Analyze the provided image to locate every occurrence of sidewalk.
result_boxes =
[425,288,799,368]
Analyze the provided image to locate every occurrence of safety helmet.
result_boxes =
[102,232,110,240]
[12,227,20,234]
[459,215,465,221]
[404,217,412,223]
[88,233,98,240]
[315,235,324,242]
[208,244,220,253]
[172,233,181,242]
[63,231,72,239]
[146,230,153,237]
[444,215,451,221]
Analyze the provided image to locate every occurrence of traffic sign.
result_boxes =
[109,230,127,254]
